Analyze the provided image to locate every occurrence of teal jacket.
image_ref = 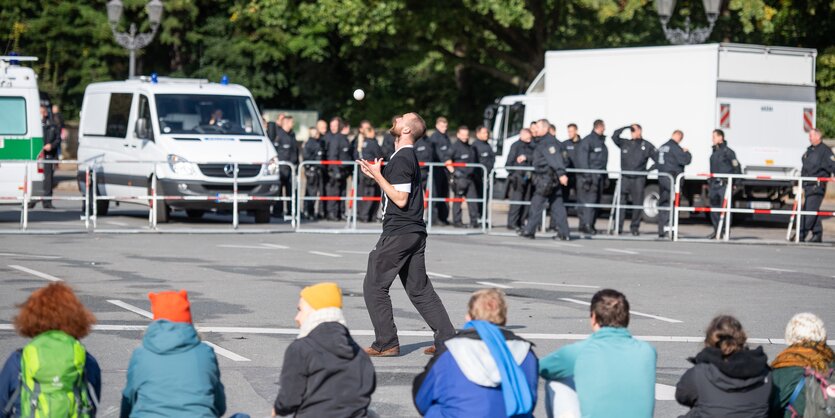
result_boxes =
[121,320,226,418]
[539,327,657,418]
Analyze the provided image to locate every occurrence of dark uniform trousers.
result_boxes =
[617,176,646,233]
[303,168,323,217]
[708,179,727,231]
[43,155,56,200]
[276,168,293,216]
[657,174,675,235]
[577,174,604,228]
[357,178,380,222]
[507,176,532,229]
[452,176,480,226]
[363,232,455,351]
[325,168,348,219]
[801,184,826,236]
[432,169,450,223]
[524,177,570,237]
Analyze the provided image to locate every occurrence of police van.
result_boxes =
[0,56,44,206]
[77,75,280,223]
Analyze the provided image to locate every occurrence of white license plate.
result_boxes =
[749,201,771,210]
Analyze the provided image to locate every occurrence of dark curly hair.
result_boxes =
[14,282,96,339]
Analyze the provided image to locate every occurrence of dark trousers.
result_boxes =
[42,156,55,201]
[452,178,479,226]
[801,185,825,236]
[432,169,450,223]
[325,169,347,219]
[363,232,455,351]
[507,178,532,229]
[577,174,603,228]
[617,176,646,233]
[273,169,292,215]
[525,187,569,237]
[473,175,485,219]
[358,180,380,222]
[658,175,674,235]
[708,180,727,232]
[303,170,322,218]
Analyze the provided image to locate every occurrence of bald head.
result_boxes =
[390,112,426,145]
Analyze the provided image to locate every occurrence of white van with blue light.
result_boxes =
[77,75,280,223]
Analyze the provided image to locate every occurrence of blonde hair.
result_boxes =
[468,289,507,326]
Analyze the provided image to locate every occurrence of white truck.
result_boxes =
[486,43,817,222]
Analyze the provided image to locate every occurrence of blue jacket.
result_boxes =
[120,320,226,418]
[539,327,657,418]
[413,328,538,418]
[1,349,101,417]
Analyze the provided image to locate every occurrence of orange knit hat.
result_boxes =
[300,282,342,310]
[148,290,192,323]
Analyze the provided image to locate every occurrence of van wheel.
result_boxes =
[84,179,109,216]
[148,179,170,223]
[641,183,660,224]
[254,208,271,224]
[186,210,205,219]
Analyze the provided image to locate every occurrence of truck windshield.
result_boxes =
[155,94,264,136]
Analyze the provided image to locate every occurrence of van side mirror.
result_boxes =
[135,118,152,141]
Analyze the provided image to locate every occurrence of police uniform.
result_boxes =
[273,127,299,217]
[414,136,434,189]
[323,132,352,220]
[39,115,61,209]
[708,141,741,236]
[357,136,385,222]
[655,139,692,237]
[448,139,479,227]
[799,142,835,241]
[611,127,657,235]
[428,131,452,224]
[561,135,581,201]
[522,133,570,239]
[505,139,535,230]
[302,137,326,219]
[472,139,495,218]
[575,131,608,233]
[382,132,396,161]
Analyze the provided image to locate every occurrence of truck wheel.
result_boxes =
[148,178,170,224]
[641,183,660,224]
[186,210,205,220]
[254,208,271,224]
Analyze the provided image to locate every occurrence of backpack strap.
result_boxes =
[2,384,20,416]
[786,376,806,416]
[28,381,40,418]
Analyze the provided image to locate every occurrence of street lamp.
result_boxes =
[656,0,722,45]
[107,0,163,78]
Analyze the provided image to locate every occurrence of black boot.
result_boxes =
[809,233,823,243]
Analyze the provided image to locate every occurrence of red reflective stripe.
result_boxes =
[360,196,381,201]
[818,177,834,182]
[423,189,429,208]
[753,209,772,214]
[319,196,343,201]
[697,173,714,178]
[819,211,834,216]
[445,162,468,167]
[319,160,343,165]
[445,197,466,203]
[418,162,426,167]
[693,207,712,213]
[755,176,773,180]
[674,192,681,207]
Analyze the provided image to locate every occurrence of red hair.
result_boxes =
[14,282,96,339]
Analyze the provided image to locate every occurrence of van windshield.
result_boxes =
[155,94,264,136]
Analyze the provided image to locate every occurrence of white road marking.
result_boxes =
[0,253,61,259]
[476,281,513,289]
[559,297,683,323]
[604,248,639,255]
[503,241,583,248]
[203,341,251,362]
[427,271,453,279]
[514,281,600,289]
[261,243,289,249]
[107,300,153,319]
[8,265,63,282]
[656,383,676,401]
[309,251,342,258]
[337,250,369,255]
[0,323,831,345]
[629,248,692,255]
[218,244,281,250]
[105,221,130,227]
[760,267,797,273]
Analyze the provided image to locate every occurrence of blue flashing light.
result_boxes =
[220,74,229,85]
[9,51,19,65]
[150,72,158,84]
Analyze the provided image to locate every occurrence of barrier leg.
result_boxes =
[84,165,90,230]
[667,174,675,239]
[795,181,804,243]
[540,209,546,234]
[233,163,239,230]
[481,168,487,233]
[352,164,359,230]
[487,171,494,234]
[722,178,732,241]
[426,165,434,232]
[151,167,158,229]
[608,178,621,235]
[21,162,29,230]
[673,175,681,242]
[291,166,297,228]
[92,169,98,229]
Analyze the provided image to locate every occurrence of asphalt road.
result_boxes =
[1,231,833,417]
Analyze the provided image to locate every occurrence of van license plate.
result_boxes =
[749,201,771,209]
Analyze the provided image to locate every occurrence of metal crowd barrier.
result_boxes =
[486,167,675,237]
[296,160,378,233]
[423,162,489,234]
[672,172,834,242]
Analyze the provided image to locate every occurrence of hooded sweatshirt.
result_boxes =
[274,321,376,417]
[412,328,538,418]
[675,346,771,418]
[120,320,226,418]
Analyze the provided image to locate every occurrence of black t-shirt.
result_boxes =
[381,147,426,235]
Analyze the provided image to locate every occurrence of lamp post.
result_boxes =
[656,0,722,45]
[107,0,163,78]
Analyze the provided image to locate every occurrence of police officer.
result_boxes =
[562,123,582,202]
[414,134,434,193]
[356,121,384,222]
[708,129,742,239]
[33,104,60,209]
[302,127,325,220]
[324,117,352,221]
[429,117,453,225]
[798,128,835,242]
[520,119,570,240]
[381,115,397,161]
[272,115,299,219]
[611,124,657,235]
[472,125,495,220]
[506,128,536,231]
[655,130,691,238]
[447,126,479,228]
[575,120,608,234]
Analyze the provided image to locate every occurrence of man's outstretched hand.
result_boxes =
[357,158,383,180]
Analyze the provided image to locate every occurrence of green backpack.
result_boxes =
[4,331,98,418]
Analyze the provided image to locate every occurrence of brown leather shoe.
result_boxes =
[364,346,400,357]
[423,345,436,355]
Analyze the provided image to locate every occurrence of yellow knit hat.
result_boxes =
[300,282,343,310]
